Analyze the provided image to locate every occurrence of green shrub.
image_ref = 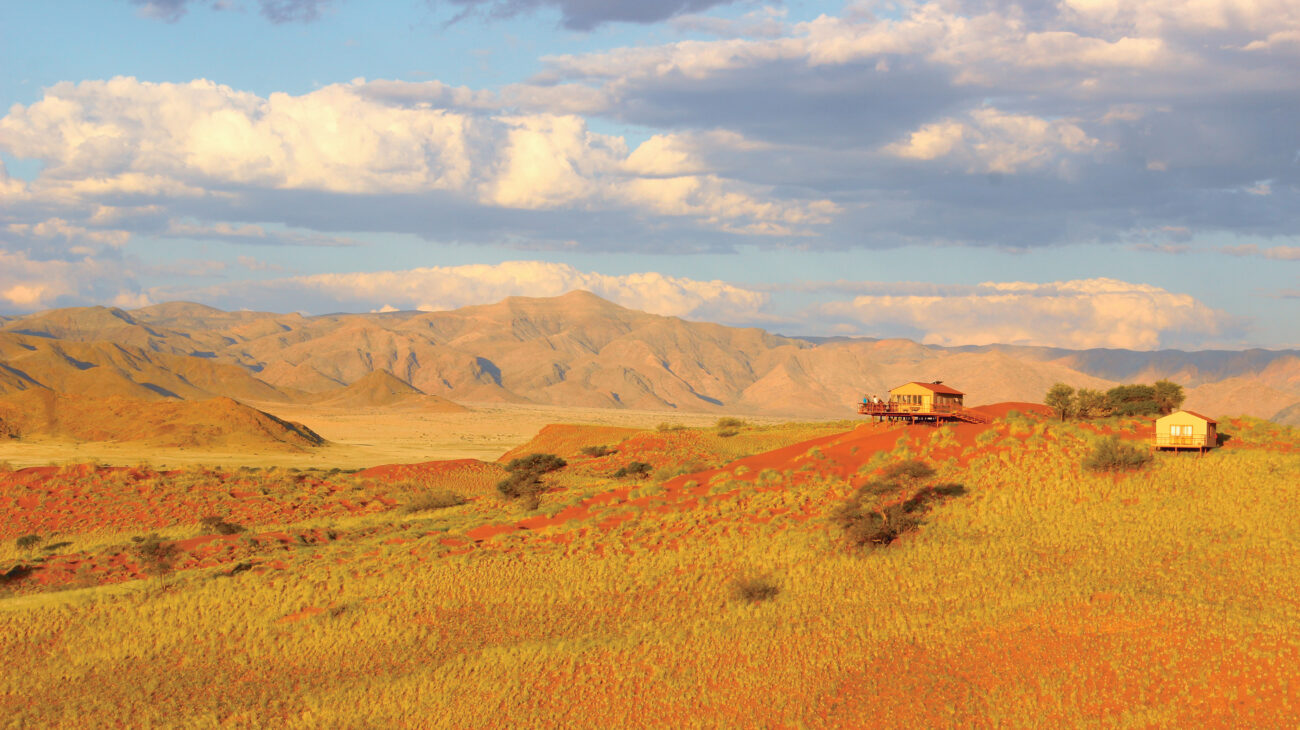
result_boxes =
[1083,436,1152,472]
[656,422,686,432]
[731,575,780,604]
[716,428,739,438]
[716,417,747,430]
[833,459,966,549]
[402,489,467,513]
[580,445,615,458]
[497,453,567,509]
[15,534,42,551]
[132,535,179,576]
[199,515,245,535]
[612,461,653,479]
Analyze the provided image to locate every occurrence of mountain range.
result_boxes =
[1,291,1297,423]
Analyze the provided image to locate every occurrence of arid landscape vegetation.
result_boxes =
[1,295,1298,727]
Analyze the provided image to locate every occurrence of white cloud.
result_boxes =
[0,77,835,237]
[176,260,770,322]
[884,108,1100,174]
[0,250,145,312]
[5,218,130,251]
[817,278,1233,349]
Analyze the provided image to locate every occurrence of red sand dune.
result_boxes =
[497,424,646,463]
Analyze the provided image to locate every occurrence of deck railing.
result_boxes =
[857,402,964,416]
[1154,435,1213,448]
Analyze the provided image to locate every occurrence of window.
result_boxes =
[1171,424,1193,437]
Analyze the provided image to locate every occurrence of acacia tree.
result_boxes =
[1074,388,1110,419]
[1045,383,1076,421]
[1153,379,1185,415]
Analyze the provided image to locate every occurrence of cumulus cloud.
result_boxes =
[0,77,833,242]
[524,0,1300,245]
[11,0,1300,254]
[168,260,770,321]
[816,278,1235,349]
[0,250,146,312]
[883,108,1100,175]
[440,0,744,30]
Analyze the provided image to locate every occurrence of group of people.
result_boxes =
[861,394,884,406]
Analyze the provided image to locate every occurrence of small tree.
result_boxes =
[1106,384,1159,417]
[1045,383,1076,421]
[1153,380,1185,415]
[1074,388,1110,419]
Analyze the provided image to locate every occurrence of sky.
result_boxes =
[1,0,1298,351]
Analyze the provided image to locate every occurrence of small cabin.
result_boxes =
[1155,410,1218,451]
[889,381,965,413]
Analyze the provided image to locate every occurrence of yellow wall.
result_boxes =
[1155,411,1216,447]
[889,383,963,411]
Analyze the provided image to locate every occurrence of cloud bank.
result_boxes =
[816,278,1236,350]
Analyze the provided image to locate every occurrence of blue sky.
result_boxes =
[1,0,1298,350]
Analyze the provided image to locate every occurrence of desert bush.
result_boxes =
[716,428,739,438]
[834,459,965,549]
[580,445,615,458]
[199,515,245,535]
[731,575,780,604]
[498,453,568,509]
[1083,436,1152,472]
[403,489,467,513]
[132,534,179,576]
[612,461,653,480]
[656,422,687,432]
[15,534,42,551]
[653,460,709,480]
[716,417,747,429]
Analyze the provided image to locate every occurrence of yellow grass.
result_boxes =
[2,415,1298,727]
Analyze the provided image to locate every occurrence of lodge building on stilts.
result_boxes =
[857,381,989,424]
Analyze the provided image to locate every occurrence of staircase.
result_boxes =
[950,408,990,424]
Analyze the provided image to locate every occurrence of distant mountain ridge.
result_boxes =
[1,292,1297,423]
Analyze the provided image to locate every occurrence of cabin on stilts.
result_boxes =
[1154,410,1218,452]
[857,381,988,424]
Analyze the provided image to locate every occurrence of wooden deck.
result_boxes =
[857,402,989,424]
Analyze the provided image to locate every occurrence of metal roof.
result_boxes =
[1161,409,1218,424]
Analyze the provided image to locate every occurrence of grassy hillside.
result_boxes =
[1,412,1297,727]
